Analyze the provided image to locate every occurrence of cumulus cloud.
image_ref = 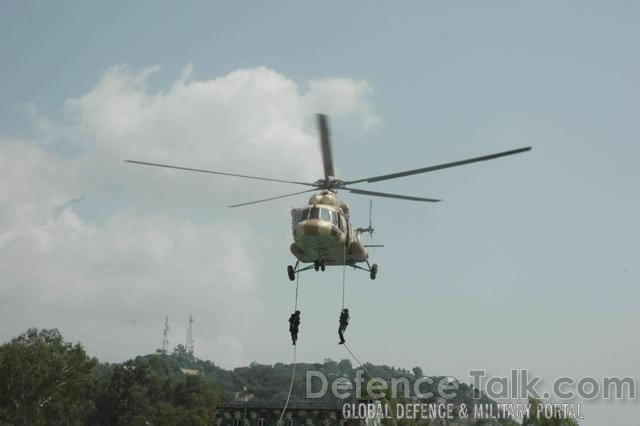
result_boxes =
[0,141,80,231]
[0,207,261,366]
[0,65,375,366]
[303,78,378,129]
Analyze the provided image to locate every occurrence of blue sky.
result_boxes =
[1,1,638,424]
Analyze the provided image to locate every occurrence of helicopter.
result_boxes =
[126,114,531,281]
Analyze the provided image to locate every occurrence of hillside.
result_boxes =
[1,328,574,425]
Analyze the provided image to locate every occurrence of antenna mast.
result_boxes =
[161,317,170,353]
[186,315,194,355]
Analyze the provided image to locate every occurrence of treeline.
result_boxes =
[0,328,491,424]
[0,329,578,425]
[0,329,219,425]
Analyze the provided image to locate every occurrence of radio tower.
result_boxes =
[161,317,170,354]
[185,315,194,355]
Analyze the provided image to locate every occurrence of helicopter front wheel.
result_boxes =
[287,265,295,281]
[370,264,378,280]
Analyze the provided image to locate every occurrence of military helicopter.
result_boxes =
[126,114,531,281]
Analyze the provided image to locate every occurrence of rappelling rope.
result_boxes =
[294,266,300,311]
[342,242,346,310]
[339,241,396,425]
[277,272,300,425]
[343,342,398,426]
[277,346,297,425]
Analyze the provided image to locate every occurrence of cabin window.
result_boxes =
[338,213,346,231]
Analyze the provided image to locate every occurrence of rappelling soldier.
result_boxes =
[289,310,301,345]
[338,308,350,344]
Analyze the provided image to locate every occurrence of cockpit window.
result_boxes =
[293,209,309,224]
[292,209,306,229]
[309,207,320,220]
[320,208,332,222]
[297,207,340,224]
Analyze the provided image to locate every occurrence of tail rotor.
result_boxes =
[358,200,383,248]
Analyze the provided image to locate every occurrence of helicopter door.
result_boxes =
[344,214,351,247]
[337,212,346,232]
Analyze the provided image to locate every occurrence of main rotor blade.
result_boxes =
[228,189,318,208]
[345,187,441,202]
[125,160,314,187]
[344,146,532,185]
[317,114,335,180]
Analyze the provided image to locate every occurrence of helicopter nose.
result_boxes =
[294,220,339,241]
[295,221,320,237]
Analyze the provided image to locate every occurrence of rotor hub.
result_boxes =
[314,178,344,191]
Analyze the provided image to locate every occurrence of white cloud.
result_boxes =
[0,65,376,366]
[303,78,378,129]
[0,141,80,231]
[0,206,261,366]
[66,66,375,179]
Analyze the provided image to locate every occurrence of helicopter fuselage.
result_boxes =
[289,192,368,266]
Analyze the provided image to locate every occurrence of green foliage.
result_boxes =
[0,330,221,426]
[412,366,423,378]
[0,328,533,425]
[523,397,579,425]
[90,356,220,425]
[0,328,97,425]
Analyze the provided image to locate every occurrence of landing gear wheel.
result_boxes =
[370,264,378,280]
[314,261,320,272]
[287,265,295,281]
[320,260,326,272]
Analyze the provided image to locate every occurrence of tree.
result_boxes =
[338,359,353,374]
[0,328,98,425]
[524,397,579,425]
[90,356,220,425]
